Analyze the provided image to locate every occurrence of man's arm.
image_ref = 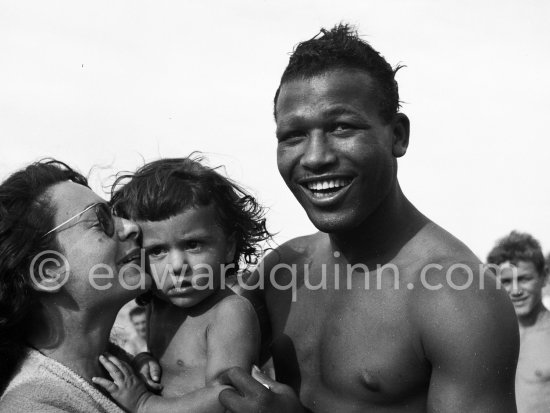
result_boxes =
[205,295,260,383]
[418,264,519,412]
[218,366,307,413]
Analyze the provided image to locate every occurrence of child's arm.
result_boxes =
[93,353,231,413]
[131,302,163,390]
[132,351,163,391]
[205,295,261,384]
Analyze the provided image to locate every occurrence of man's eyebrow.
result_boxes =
[323,106,362,117]
[277,107,362,127]
[279,106,364,124]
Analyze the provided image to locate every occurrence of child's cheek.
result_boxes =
[148,261,170,290]
[192,274,212,289]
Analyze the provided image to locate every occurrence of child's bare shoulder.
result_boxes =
[208,294,258,334]
[212,294,255,319]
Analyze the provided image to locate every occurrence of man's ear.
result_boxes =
[391,113,410,158]
[225,233,237,264]
[30,258,69,293]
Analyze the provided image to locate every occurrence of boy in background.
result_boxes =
[488,231,550,413]
[123,306,148,356]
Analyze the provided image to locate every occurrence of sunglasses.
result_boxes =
[43,202,115,238]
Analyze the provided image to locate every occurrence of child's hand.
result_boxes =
[93,353,152,413]
[132,352,163,391]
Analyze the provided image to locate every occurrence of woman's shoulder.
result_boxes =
[0,350,70,412]
[1,348,123,413]
[0,380,71,413]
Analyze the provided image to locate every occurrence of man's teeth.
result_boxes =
[306,179,351,191]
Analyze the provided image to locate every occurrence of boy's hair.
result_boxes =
[487,230,545,275]
[111,156,270,271]
[274,23,402,123]
[129,306,147,319]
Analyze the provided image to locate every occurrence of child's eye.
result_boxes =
[148,246,168,258]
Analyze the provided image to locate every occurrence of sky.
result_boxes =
[1,0,549,260]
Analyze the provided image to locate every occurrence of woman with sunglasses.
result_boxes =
[0,160,150,412]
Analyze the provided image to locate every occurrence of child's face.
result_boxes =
[139,204,236,308]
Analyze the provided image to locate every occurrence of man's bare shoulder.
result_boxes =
[260,231,326,268]
[402,223,519,374]
[529,310,550,333]
[403,222,517,342]
[403,221,481,270]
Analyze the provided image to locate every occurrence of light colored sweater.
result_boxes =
[0,348,124,413]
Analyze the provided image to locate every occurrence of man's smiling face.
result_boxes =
[498,260,547,318]
[275,69,405,233]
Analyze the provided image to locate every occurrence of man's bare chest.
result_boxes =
[518,328,550,383]
[266,283,430,404]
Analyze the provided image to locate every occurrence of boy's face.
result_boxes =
[130,313,147,339]
[139,205,236,308]
[498,260,548,318]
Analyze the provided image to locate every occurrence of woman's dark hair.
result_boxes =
[0,159,88,391]
[111,155,271,272]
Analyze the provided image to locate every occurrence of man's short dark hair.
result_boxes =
[111,155,271,271]
[129,306,147,319]
[487,230,545,275]
[274,23,402,123]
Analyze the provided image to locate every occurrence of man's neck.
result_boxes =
[27,299,119,382]
[518,302,549,332]
[328,183,428,267]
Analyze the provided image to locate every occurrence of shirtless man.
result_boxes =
[218,24,519,412]
[488,231,550,413]
[123,306,148,356]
